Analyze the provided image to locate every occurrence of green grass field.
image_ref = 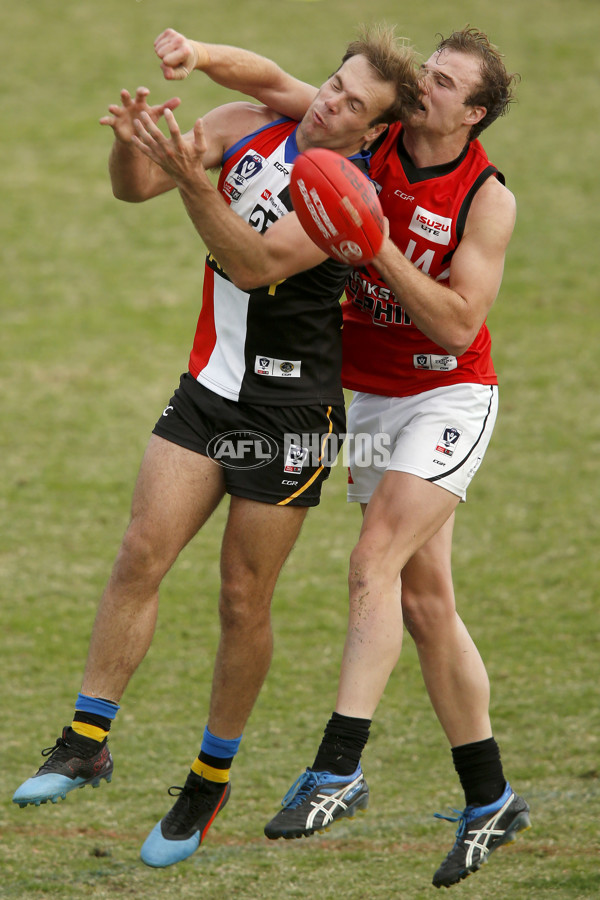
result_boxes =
[1,1,599,897]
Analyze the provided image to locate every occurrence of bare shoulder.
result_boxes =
[186,101,286,170]
[473,174,516,220]
[466,173,516,244]
[202,100,284,133]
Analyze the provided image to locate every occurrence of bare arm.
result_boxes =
[132,107,328,290]
[154,28,317,121]
[99,87,185,202]
[372,177,516,356]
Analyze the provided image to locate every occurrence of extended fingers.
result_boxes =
[133,110,165,146]
[193,117,208,153]
[159,97,182,115]
[132,109,184,158]
[162,107,185,143]
[121,87,150,108]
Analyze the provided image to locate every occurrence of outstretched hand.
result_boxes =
[99,87,181,143]
[154,28,209,81]
[131,107,209,185]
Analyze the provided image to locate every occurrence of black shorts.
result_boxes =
[152,373,346,507]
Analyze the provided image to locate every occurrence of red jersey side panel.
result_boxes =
[342,123,500,397]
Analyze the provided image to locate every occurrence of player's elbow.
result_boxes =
[441,324,478,358]
[228,259,280,292]
[439,297,486,356]
[111,182,148,203]
[442,338,469,357]
[228,268,264,292]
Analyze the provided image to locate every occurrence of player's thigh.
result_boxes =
[356,470,459,576]
[130,434,226,557]
[220,496,308,597]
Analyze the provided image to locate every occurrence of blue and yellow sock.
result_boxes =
[190,726,242,785]
[71,692,120,744]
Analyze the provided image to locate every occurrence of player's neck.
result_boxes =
[402,128,470,169]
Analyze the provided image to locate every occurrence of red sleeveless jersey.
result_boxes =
[342,123,502,397]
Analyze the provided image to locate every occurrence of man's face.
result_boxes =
[409,48,484,136]
[297,54,395,155]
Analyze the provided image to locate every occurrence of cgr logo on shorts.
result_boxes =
[207,430,278,469]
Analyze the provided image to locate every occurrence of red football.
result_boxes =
[290,147,384,265]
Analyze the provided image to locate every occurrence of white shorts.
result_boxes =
[346,384,498,503]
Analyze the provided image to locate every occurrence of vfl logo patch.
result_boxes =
[254,355,301,378]
[223,151,265,201]
[232,152,264,183]
[414,354,457,372]
[436,425,462,457]
[409,205,452,245]
[284,443,308,474]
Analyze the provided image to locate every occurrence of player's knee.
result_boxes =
[348,538,399,594]
[218,576,272,632]
[402,586,456,643]
[113,519,173,585]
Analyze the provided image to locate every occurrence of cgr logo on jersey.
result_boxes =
[436,425,462,457]
[409,205,452,245]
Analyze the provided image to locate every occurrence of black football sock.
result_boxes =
[311,711,371,776]
[451,737,506,807]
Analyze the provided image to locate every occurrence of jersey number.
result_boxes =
[249,203,279,234]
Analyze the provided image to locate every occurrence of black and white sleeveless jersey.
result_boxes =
[188,118,368,407]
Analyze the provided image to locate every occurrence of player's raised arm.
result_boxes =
[100,86,183,202]
[154,28,317,121]
[132,105,327,288]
